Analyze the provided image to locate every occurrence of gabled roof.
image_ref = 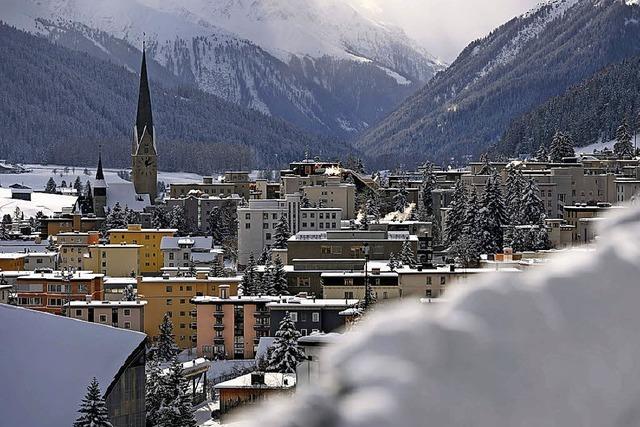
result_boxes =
[0,304,146,427]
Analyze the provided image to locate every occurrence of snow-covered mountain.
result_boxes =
[1,0,445,137]
[356,0,640,166]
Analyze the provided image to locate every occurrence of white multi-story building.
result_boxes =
[238,193,342,267]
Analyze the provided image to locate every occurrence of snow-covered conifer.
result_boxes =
[45,177,57,194]
[73,378,112,427]
[156,313,179,362]
[270,255,288,296]
[521,178,545,225]
[122,284,136,301]
[614,117,634,158]
[267,313,305,374]
[273,215,290,249]
[400,239,416,266]
[444,180,467,246]
[240,253,258,296]
[477,171,507,255]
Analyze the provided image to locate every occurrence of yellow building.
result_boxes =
[137,273,241,349]
[108,225,176,275]
[83,244,142,277]
[0,253,25,271]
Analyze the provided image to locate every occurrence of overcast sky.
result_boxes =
[352,0,542,62]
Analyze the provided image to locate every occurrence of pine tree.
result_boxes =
[549,131,575,162]
[464,186,480,232]
[387,252,398,271]
[273,215,290,249]
[156,359,197,427]
[0,222,9,240]
[393,182,409,212]
[146,359,168,427]
[258,246,271,265]
[73,378,113,427]
[169,205,188,236]
[359,201,370,230]
[122,284,136,301]
[73,176,83,195]
[125,207,140,225]
[300,193,310,208]
[83,181,93,214]
[270,255,288,295]
[535,144,549,162]
[444,180,467,246]
[400,239,415,266]
[102,202,127,235]
[450,233,480,268]
[505,168,525,225]
[156,313,179,362]
[478,153,492,175]
[477,171,507,255]
[259,258,274,296]
[614,117,634,158]
[152,206,170,229]
[421,162,435,217]
[240,253,258,296]
[207,207,224,245]
[209,261,226,278]
[267,313,305,374]
[521,178,545,225]
[44,177,57,193]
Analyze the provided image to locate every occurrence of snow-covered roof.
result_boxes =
[141,275,242,283]
[267,298,359,309]
[193,295,279,304]
[0,188,77,217]
[66,300,147,307]
[214,372,296,390]
[298,332,342,346]
[104,277,138,285]
[106,182,151,211]
[0,304,146,427]
[160,236,213,250]
[17,271,103,280]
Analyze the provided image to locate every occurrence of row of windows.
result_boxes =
[288,312,321,323]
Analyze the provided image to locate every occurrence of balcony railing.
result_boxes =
[254,324,270,331]
[253,311,269,317]
[214,337,225,344]
[214,311,224,317]
[214,324,225,330]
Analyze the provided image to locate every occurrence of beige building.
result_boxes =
[58,231,100,270]
[108,225,176,275]
[23,252,58,271]
[302,182,356,219]
[83,244,141,277]
[615,179,640,203]
[66,300,147,332]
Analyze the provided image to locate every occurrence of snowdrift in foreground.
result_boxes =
[250,206,640,426]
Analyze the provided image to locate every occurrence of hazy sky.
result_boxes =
[353,0,542,62]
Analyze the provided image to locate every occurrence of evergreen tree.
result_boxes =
[300,193,310,208]
[270,255,288,295]
[267,313,305,374]
[535,144,549,162]
[169,205,188,236]
[393,182,409,212]
[156,313,179,362]
[477,171,507,255]
[240,253,258,296]
[387,252,399,271]
[73,378,113,427]
[400,239,416,266]
[44,177,57,193]
[478,153,492,175]
[273,215,290,249]
[209,261,226,278]
[152,206,170,229]
[505,168,525,225]
[0,222,9,241]
[521,178,545,225]
[125,207,140,225]
[549,131,575,162]
[258,246,271,265]
[82,181,93,214]
[122,284,136,301]
[259,258,274,296]
[73,176,83,195]
[421,162,435,217]
[156,359,197,427]
[444,180,467,246]
[145,359,168,427]
[207,207,224,245]
[102,202,127,235]
[614,117,634,158]
[450,233,481,268]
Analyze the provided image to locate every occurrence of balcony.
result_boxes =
[190,310,197,317]
[253,311,269,318]
[214,311,224,317]
[214,324,225,331]
[254,324,270,331]
[214,337,225,344]
[190,323,197,330]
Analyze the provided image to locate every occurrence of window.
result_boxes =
[344,291,354,299]
[183,253,189,260]
[312,312,320,322]
[169,253,174,260]
[166,299,173,305]
[48,298,63,306]
[166,286,172,293]
[266,233,272,240]
[124,322,131,329]
[180,299,186,304]
[263,223,269,229]
[99,315,107,323]
[426,277,432,285]
[263,213,269,220]
[186,286,192,291]
[180,323,186,329]
[245,213,251,220]
[440,277,446,285]
[344,278,354,286]
[245,223,251,229]
[300,329,308,336]
[297,277,310,287]
[321,246,331,254]
[123,309,131,316]
[289,312,298,322]
[75,309,82,316]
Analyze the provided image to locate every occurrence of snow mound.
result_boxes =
[247,206,640,426]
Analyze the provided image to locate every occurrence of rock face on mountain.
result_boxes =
[3,0,445,138]
[356,0,640,167]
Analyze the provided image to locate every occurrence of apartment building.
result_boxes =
[14,271,104,314]
[193,293,279,359]
[287,230,418,261]
[23,252,58,270]
[108,225,176,275]
[0,253,25,271]
[237,194,342,266]
[169,172,251,200]
[563,203,615,243]
[321,270,400,300]
[279,258,365,297]
[616,179,640,203]
[41,212,103,238]
[301,182,357,219]
[160,236,221,269]
[267,295,358,336]
[66,300,147,332]
[83,244,141,277]
[57,231,100,270]
[165,194,241,233]
[137,273,240,349]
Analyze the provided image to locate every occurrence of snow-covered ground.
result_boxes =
[195,400,221,427]
[576,134,640,154]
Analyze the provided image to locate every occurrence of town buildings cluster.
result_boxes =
[2,49,638,427]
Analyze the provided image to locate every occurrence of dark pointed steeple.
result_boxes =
[136,41,153,141]
[96,149,104,180]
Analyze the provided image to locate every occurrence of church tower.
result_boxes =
[132,44,158,203]
[93,151,107,217]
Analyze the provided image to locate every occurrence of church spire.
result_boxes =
[96,148,105,181]
[135,40,153,141]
